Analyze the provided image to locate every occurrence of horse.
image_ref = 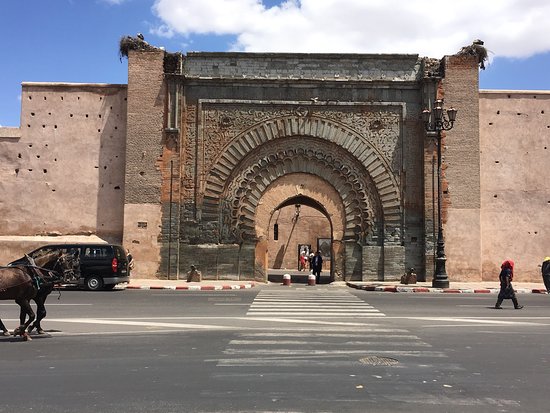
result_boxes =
[20,251,75,335]
[0,266,39,340]
[1,251,69,340]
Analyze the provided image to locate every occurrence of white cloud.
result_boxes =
[150,23,175,38]
[152,0,550,58]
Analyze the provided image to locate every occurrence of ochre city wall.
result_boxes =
[0,83,127,264]
[479,90,550,282]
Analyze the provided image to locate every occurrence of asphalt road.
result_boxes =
[1,285,549,413]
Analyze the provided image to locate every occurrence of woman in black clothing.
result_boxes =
[495,259,523,309]
[541,257,550,293]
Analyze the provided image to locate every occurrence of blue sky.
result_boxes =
[1,0,550,127]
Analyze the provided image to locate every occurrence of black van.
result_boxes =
[9,243,130,291]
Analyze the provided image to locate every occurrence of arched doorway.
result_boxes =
[268,201,331,272]
[254,172,346,282]
[201,114,404,282]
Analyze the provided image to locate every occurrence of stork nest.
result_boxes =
[119,36,159,59]
[457,39,488,70]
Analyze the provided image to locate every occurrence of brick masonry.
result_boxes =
[439,54,482,281]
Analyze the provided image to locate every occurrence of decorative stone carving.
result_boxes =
[182,104,197,201]
[189,103,403,248]
[295,106,309,117]
[208,138,383,245]
[198,103,402,180]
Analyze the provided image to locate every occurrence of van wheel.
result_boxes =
[86,276,103,291]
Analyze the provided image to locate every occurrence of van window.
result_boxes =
[33,247,56,259]
[84,247,110,259]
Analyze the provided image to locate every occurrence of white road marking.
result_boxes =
[404,316,545,325]
[251,300,374,305]
[242,317,387,325]
[223,348,447,357]
[229,340,431,347]
[214,303,250,306]
[248,308,381,312]
[240,332,421,339]
[244,312,385,317]
[47,318,239,330]
[247,290,385,317]
[0,303,92,306]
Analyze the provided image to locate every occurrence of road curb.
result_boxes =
[346,282,548,294]
[125,283,256,291]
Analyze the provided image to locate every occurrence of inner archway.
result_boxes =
[269,201,331,273]
[255,173,345,281]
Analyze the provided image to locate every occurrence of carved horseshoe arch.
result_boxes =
[202,115,402,244]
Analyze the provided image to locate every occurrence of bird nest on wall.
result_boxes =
[456,39,488,70]
[119,35,159,59]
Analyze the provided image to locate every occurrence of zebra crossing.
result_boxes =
[215,289,446,368]
[217,327,444,368]
[246,288,385,318]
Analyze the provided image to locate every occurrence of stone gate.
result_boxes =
[122,50,480,282]
[5,42,550,282]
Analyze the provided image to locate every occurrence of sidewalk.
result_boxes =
[125,278,257,291]
[346,280,549,294]
[124,277,549,294]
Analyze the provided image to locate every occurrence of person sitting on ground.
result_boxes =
[400,268,417,285]
[186,265,202,282]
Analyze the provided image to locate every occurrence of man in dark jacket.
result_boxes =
[542,257,550,293]
[312,251,323,284]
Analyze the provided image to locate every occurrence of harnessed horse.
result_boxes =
[0,251,71,340]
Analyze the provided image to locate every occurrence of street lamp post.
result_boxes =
[422,99,457,288]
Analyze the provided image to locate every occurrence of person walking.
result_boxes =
[495,259,523,309]
[126,249,135,273]
[311,251,323,284]
[541,257,550,293]
[299,251,307,271]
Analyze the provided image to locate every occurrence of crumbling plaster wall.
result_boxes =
[479,90,550,281]
[0,83,127,264]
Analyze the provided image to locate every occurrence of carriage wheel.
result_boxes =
[86,276,104,291]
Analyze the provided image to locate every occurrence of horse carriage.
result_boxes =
[0,251,78,341]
